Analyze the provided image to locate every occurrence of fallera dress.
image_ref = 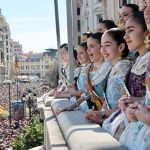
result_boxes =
[120,53,150,150]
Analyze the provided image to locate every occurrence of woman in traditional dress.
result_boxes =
[49,44,79,97]
[85,28,132,127]
[48,43,69,96]
[53,42,90,103]
[119,3,150,150]
[55,32,112,114]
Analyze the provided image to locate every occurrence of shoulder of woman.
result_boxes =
[110,60,132,77]
[117,59,133,67]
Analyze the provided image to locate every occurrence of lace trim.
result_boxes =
[109,60,132,78]
[131,52,150,75]
[90,61,112,86]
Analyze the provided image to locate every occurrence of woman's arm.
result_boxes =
[55,96,86,115]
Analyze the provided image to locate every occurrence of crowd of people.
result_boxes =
[47,0,150,150]
[0,82,45,150]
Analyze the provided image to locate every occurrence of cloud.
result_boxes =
[11,30,67,53]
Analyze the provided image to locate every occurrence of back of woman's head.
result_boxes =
[123,4,139,13]
[82,32,93,38]
[63,46,78,60]
[59,43,68,49]
[89,32,103,44]
[78,42,88,51]
[106,28,129,58]
[128,11,147,31]
[100,20,117,30]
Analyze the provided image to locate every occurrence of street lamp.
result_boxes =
[27,89,32,120]
[8,82,11,127]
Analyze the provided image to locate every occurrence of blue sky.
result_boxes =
[0,0,67,52]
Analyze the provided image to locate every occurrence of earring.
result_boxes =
[144,36,150,49]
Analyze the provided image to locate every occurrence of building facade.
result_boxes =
[78,0,139,35]
[80,0,103,34]
[0,9,16,83]
[19,50,58,81]
[72,0,81,46]
[102,0,139,23]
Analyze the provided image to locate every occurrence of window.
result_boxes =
[86,0,88,6]
[45,65,49,70]
[127,0,131,3]
[119,0,127,8]
[36,65,40,70]
[77,20,81,32]
[78,36,81,45]
[86,17,89,31]
[95,0,101,3]
[0,41,3,48]
[77,7,80,16]
[31,65,35,70]
[6,48,8,53]
[21,66,24,70]
[1,52,4,59]
[97,14,103,24]
[6,41,8,46]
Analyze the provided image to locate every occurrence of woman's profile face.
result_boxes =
[118,6,134,28]
[124,18,146,51]
[80,35,88,43]
[97,23,107,33]
[139,0,147,11]
[76,46,89,64]
[87,37,102,63]
[101,33,121,62]
[60,47,68,63]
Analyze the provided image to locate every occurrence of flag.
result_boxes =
[15,55,19,70]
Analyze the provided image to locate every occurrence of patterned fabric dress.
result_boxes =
[102,59,133,139]
[71,64,88,112]
[82,61,112,112]
[126,52,150,102]
[105,59,133,109]
[119,55,150,150]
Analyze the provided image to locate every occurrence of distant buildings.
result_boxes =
[0,8,58,84]
[19,49,57,80]
[72,0,139,46]
[0,0,140,83]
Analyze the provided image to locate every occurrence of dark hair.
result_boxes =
[63,46,78,60]
[100,20,117,30]
[78,42,88,51]
[129,11,147,31]
[105,28,129,58]
[82,32,93,38]
[89,32,103,44]
[123,4,139,13]
[59,43,68,49]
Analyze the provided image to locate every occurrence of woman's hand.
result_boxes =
[118,95,133,112]
[135,104,150,125]
[54,107,67,115]
[85,110,102,124]
[48,89,56,96]
[125,106,138,122]
[54,91,62,98]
